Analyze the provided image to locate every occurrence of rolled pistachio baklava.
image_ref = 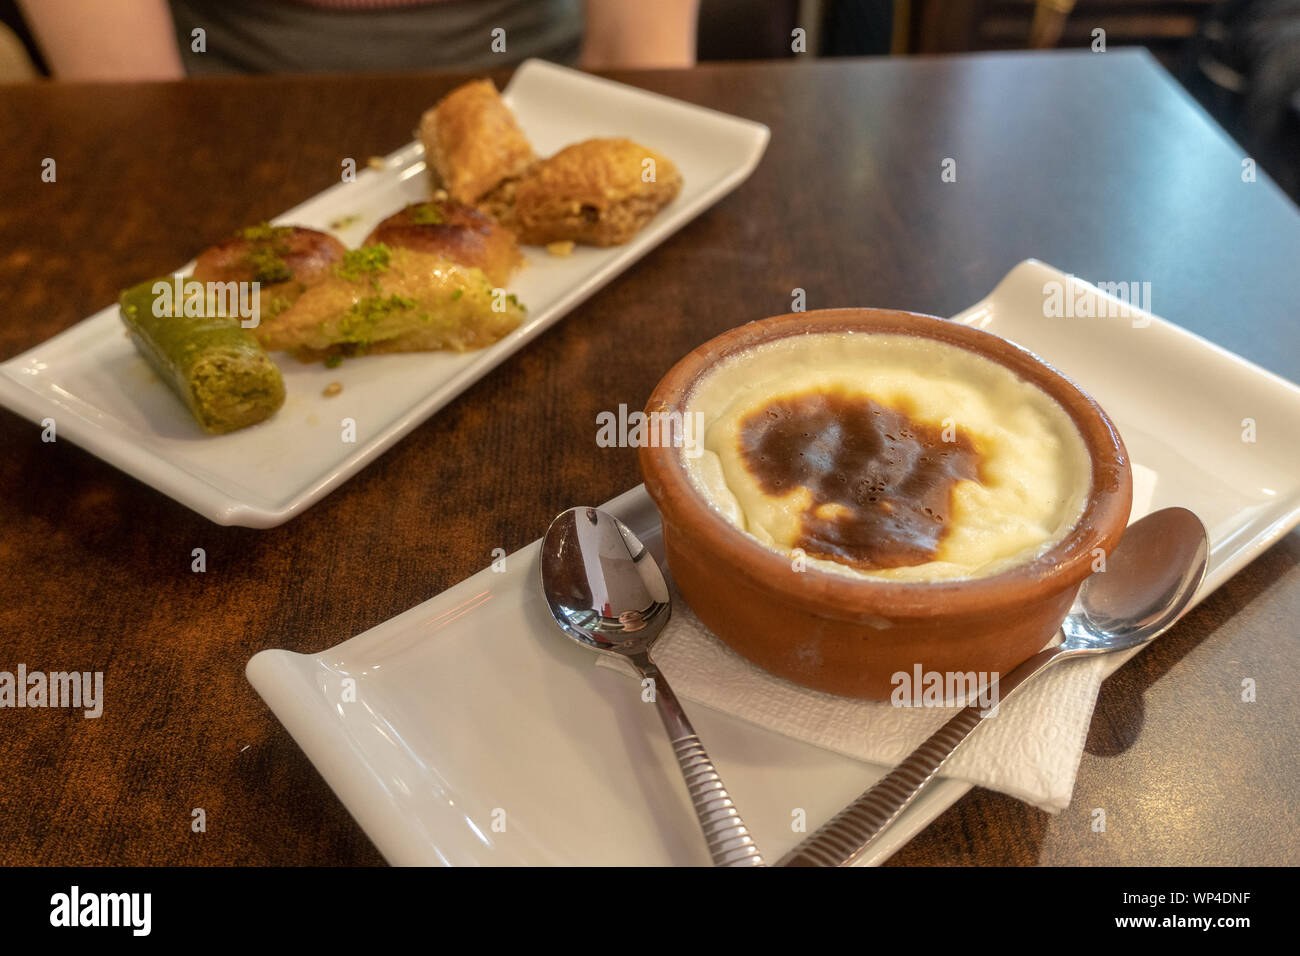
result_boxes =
[119,278,286,434]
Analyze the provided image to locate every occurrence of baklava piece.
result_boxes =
[257,244,525,359]
[193,223,346,327]
[119,279,285,434]
[419,79,535,204]
[496,138,682,247]
[362,199,523,286]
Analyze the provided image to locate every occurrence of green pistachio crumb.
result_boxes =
[235,222,296,284]
[338,292,417,343]
[335,244,392,282]
[245,245,293,284]
[409,203,446,226]
[237,222,294,243]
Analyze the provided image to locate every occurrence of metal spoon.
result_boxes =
[778,506,1209,867]
[540,506,764,866]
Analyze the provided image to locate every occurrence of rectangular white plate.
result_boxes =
[247,260,1300,865]
[0,59,769,527]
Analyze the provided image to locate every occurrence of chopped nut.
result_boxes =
[546,240,575,257]
[323,382,343,397]
[432,188,448,201]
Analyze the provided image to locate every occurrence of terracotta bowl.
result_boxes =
[639,308,1133,700]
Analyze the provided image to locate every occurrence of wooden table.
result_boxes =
[2,50,1297,867]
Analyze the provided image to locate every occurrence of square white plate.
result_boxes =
[0,59,769,527]
[247,260,1300,865]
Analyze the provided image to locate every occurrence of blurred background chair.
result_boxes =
[696,0,1299,199]
[908,0,1217,67]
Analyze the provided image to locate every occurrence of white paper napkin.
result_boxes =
[596,584,1108,811]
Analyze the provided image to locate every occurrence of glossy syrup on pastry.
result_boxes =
[737,388,982,570]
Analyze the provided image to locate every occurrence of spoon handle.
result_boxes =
[633,654,765,867]
[777,647,1062,867]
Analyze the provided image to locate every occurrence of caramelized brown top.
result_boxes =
[192,225,346,288]
[737,388,983,570]
[362,200,522,287]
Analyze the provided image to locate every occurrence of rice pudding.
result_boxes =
[683,331,1092,581]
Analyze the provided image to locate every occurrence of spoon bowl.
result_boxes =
[1061,506,1209,653]
[540,506,764,866]
[540,507,671,657]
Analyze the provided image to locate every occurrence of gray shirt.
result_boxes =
[169,0,583,74]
